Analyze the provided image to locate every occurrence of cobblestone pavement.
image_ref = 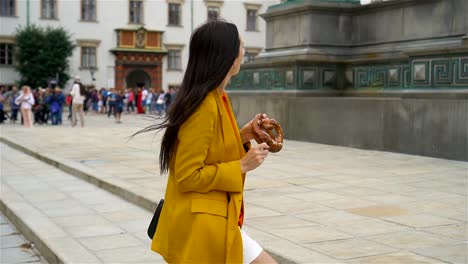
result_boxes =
[1,212,48,264]
[1,113,467,263]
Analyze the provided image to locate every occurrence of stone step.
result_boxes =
[0,136,161,213]
[1,143,165,263]
[0,142,296,263]
[0,211,48,264]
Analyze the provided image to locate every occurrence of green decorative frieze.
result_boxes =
[229,56,468,91]
[228,64,338,90]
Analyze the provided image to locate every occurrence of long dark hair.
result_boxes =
[75,81,85,96]
[133,20,240,174]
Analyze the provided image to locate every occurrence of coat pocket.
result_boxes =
[191,199,228,218]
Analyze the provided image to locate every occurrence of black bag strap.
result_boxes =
[147,199,164,239]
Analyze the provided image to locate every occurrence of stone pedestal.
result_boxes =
[228,0,468,161]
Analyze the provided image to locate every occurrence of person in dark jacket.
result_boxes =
[47,87,65,125]
[8,86,19,123]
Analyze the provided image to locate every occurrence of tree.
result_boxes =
[15,25,75,88]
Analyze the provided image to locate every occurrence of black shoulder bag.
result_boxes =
[147,199,164,239]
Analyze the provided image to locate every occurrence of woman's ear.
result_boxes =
[228,59,238,75]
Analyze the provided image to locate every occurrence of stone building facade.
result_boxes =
[0,0,278,91]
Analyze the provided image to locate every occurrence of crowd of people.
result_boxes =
[0,76,177,128]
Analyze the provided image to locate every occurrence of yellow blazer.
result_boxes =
[151,89,247,263]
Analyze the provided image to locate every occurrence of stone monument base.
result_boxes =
[229,92,467,161]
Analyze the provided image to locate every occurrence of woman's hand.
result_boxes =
[240,142,269,173]
[240,113,269,144]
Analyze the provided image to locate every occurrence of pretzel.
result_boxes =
[251,114,283,153]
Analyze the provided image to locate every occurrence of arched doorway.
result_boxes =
[126,70,151,89]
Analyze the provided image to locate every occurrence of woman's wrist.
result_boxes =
[240,121,254,143]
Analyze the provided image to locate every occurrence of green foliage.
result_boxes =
[15,25,75,88]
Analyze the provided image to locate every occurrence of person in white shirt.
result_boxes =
[141,87,148,109]
[15,85,35,128]
[70,76,85,127]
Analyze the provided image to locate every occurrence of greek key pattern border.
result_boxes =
[229,65,337,90]
[228,56,468,90]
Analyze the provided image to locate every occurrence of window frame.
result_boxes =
[167,49,182,71]
[0,43,15,66]
[0,0,16,17]
[80,0,97,22]
[129,0,144,25]
[78,39,100,70]
[168,2,181,26]
[207,6,219,21]
[80,46,97,69]
[243,3,261,32]
[40,0,58,20]
[246,9,257,32]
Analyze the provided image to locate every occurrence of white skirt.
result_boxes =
[241,229,263,264]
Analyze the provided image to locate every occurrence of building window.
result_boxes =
[168,49,181,70]
[0,0,15,16]
[168,3,181,26]
[129,0,144,24]
[41,0,57,19]
[81,46,97,69]
[246,9,257,31]
[0,43,14,65]
[81,0,96,21]
[207,6,219,21]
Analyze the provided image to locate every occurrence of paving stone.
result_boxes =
[262,239,340,263]
[244,204,283,219]
[335,219,410,237]
[305,238,398,260]
[0,214,8,224]
[382,213,460,228]
[65,224,125,238]
[95,246,164,263]
[52,215,112,227]
[348,251,448,264]
[46,237,102,263]
[1,224,17,236]
[22,191,68,203]
[41,205,96,218]
[33,199,82,210]
[100,208,150,223]
[430,207,468,222]
[346,205,409,218]
[414,243,468,264]
[366,231,457,251]
[246,215,316,231]
[400,200,461,214]
[364,194,418,204]
[421,224,468,241]
[78,234,143,251]
[316,197,378,210]
[0,247,40,263]
[286,191,346,202]
[319,186,389,197]
[116,219,149,233]
[0,234,26,249]
[88,201,137,213]
[241,225,281,243]
[296,210,371,226]
[269,225,353,243]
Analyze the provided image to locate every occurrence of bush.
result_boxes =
[15,25,75,88]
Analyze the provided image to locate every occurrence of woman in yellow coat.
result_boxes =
[140,21,278,263]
